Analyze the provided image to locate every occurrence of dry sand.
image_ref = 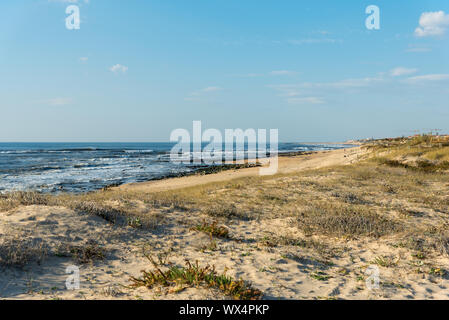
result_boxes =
[119,147,363,193]
[2,146,449,300]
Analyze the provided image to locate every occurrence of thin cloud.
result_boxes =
[268,74,386,105]
[326,77,384,88]
[406,74,449,82]
[286,77,384,89]
[201,86,222,92]
[110,64,128,73]
[185,86,223,101]
[269,75,385,93]
[390,67,418,77]
[287,97,325,105]
[267,84,301,97]
[268,85,324,105]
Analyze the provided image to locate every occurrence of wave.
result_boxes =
[0,143,354,193]
[0,148,160,155]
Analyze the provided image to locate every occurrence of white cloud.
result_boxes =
[326,77,384,88]
[268,75,387,105]
[109,64,128,73]
[285,77,384,89]
[269,76,385,94]
[390,67,418,77]
[415,11,449,37]
[268,85,325,105]
[267,84,301,97]
[79,57,88,62]
[190,86,222,95]
[406,74,449,82]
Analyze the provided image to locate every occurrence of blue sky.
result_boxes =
[0,0,448,142]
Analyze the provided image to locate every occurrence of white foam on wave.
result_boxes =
[0,143,351,193]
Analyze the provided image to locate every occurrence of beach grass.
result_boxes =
[129,255,262,300]
[1,135,448,244]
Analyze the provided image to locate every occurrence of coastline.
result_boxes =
[114,146,364,192]
[2,136,449,300]
[116,146,364,193]
[0,142,356,194]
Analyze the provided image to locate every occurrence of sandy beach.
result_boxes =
[1,137,449,300]
[119,147,363,193]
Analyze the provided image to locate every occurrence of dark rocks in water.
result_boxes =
[100,163,261,191]
[278,151,313,157]
[192,162,261,175]
[101,183,122,191]
[148,162,261,180]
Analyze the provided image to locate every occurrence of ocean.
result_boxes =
[0,142,351,193]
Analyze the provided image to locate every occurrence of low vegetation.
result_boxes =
[129,255,262,300]
[55,240,106,264]
[1,134,449,299]
[366,134,449,172]
[192,220,230,238]
[1,135,448,242]
[297,202,402,238]
[0,232,48,268]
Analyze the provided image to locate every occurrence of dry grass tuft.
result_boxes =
[297,203,402,238]
[0,191,50,212]
[129,255,262,300]
[203,203,250,220]
[367,134,449,172]
[56,240,106,264]
[193,220,230,238]
[0,232,48,268]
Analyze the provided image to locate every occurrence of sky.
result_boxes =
[0,0,448,142]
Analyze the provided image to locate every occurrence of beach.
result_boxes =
[118,146,362,193]
[1,137,449,300]
[0,142,349,193]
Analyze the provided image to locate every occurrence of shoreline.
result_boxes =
[2,135,449,300]
[0,145,362,195]
[116,145,364,193]
[0,144,358,195]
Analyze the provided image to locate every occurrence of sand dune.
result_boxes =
[2,143,449,300]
